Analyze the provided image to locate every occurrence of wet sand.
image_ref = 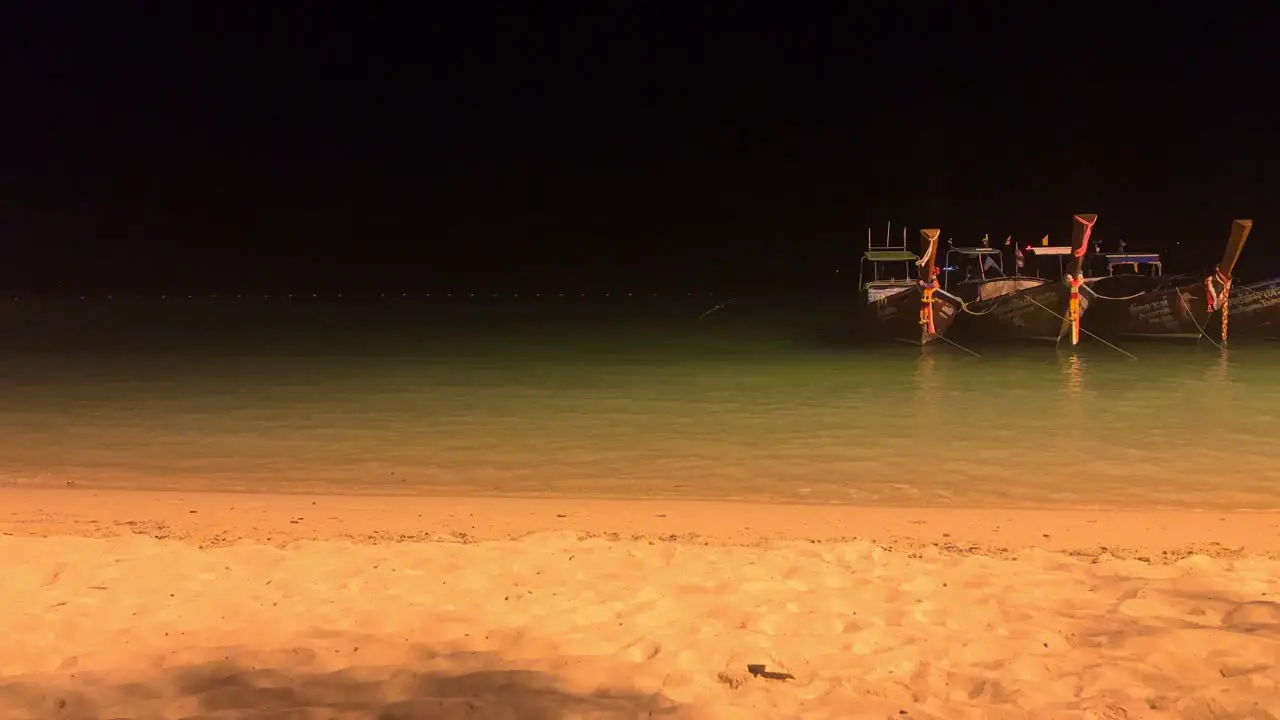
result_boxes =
[4,488,1280,719]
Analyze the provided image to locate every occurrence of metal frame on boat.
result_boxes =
[942,236,1051,305]
[1097,242,1164,278]
[857,225,961,346]
[943,236,1003,287]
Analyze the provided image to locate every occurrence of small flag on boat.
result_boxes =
[1040,234,1050,246]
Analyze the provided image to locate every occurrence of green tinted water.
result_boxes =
[1,297,1277,508]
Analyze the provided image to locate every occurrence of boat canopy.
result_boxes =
[1100,252,1161,265]
[1097,251,1162,276]
[942,242,1007,290]
[863,249,918,262]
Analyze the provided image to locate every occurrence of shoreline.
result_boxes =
[10,470,1280,512]
[5,486,1278,557]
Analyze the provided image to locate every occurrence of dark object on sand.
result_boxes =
[747,664,795,681]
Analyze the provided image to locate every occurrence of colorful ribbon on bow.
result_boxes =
[1205,269,1232,345]
[1067,274,1084,345]
[919,277,939,337]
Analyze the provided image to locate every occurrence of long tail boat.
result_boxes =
[941,235,1050,304]
[859,227,961,345]
[949,213,1097,344]
[1217,275,1280,340]
[1081,219,1252,344]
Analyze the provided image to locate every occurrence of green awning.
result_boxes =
[863,250,918,262]
[949,247,1001,256]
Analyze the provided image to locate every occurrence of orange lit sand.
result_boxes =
[4,488,1280,719]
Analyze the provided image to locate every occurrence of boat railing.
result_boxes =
[858,223,920,292]
[1096,252,1163,277]
[1020,245,1076,279]
[863,278,917,302]
[942,245,1004,291]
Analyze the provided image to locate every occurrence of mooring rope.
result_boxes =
[1232,282,1270,298]
[919,285,982,356]
[697,297,738,321]
[931,330,982,357]
[956,293,1014,316]
[1022,295,1138,359]
[958,282,1154,320]
[1174,289,1222,350]
[1081,286,1149,301]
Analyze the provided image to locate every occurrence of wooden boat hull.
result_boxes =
[951,281,1081,343]
[1215,276,1280,340]
[1084,273,1167,300]
[1086,219,1258,342]
[861,285,961,346]
[1082,281,1216,341]
[948,276,1051,304]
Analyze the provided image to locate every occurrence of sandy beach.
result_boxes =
[5,489,1280,719]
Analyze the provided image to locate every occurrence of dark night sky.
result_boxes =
[2,5,1275,294]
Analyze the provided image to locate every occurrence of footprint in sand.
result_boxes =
[1223,600,1280,632]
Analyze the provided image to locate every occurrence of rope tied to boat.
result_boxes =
[1067,273,1085,345]
[1081,286,1149,301]
[918,277,940,336]
[1222,286,1231,346]
[1204,269,1231,311]
[958,298,1003,316]
[1220,273,1232,346]
[1203,269,1232,346]
[1174,288,1223,350]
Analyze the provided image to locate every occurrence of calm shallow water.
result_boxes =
[1,296,1278,509]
